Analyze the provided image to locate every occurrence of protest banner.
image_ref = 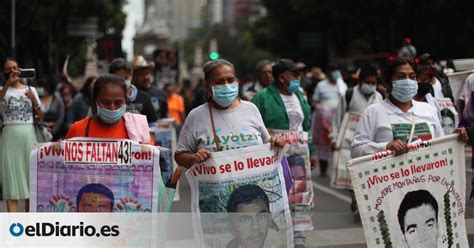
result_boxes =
[273,130,314,231]
[331,112,361,190]
[439,98,459,136]
[157,118,180,201]
[348,134,468,248]
[447,70,473,103]
[29,138,172,213]
[186,144,294,248]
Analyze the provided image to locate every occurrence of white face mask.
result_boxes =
[360,83,376,95]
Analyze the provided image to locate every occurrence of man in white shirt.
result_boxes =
[311,64,347,176]
[330,65,383,143]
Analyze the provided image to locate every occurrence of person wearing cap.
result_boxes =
[252,58,316,247]
[109,58,159,137]
[311,64,347,177]
[252,59,316,163]
[130,55,169,120]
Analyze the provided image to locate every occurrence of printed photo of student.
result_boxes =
[397,189,439,248]
[287,155,309,204]
[76,183,114,212]
[226,184,278,248]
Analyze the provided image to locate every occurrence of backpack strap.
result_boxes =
[345,88,354,111]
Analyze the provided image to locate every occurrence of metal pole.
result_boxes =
[11,0,16,58]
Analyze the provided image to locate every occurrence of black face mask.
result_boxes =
[3,72,10,80]
[417,82,433,97]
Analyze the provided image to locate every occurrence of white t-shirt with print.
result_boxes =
[177,101,271,152]
[1,86,40,124]
[279,93,304,131]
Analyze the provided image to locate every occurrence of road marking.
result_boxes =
[312,181,351,203]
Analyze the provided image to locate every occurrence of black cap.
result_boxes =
[272,59,306,79]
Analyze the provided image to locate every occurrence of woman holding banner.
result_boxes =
[351,58,467,159]
[66,74,151,143]
[174,59,284,169]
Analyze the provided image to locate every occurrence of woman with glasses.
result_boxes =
[175,59,283,168]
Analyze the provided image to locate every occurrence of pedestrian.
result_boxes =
[109,58,158,139]
[153,49,179,89]
[66,74,151,144]
[301,67,326,107]
[330,64,383,218]
[241,60,273,101]
[37,76,65,140]
[351,58,464,159]
[419,53,454,102]
[67,76,96,127]
[252,58,316,248]
[0,58,43,212]
[414,65,442,122]
[174,59,284,169]
[252,59,317,167]
[164,83,185,127]
[131,55,169,119]
[311,64,347,176]
[397,37,417,61]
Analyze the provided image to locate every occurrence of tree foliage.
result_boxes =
[0,0,126,77]
[253,0,474,67]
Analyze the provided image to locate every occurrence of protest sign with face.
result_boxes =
[30,138,169,213]
[331,113,361,189]
[186,144,294,248]
[348,135,468,248]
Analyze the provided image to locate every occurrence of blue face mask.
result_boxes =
[287,79,300,94]
[331,70,341,80]
[391,79,418,103]
[212,82,239,107]
[97,105,127,124]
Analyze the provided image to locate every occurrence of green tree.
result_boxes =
[0,0,126,78]
[253,0,474,67]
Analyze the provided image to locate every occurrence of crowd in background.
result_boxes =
[0,37,472,218]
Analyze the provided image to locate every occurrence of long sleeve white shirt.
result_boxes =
[351,99,444,158]
[330,85,383,142]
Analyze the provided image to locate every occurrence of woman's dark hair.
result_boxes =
[38,76,58,95]
[109,58,132,74]
[383,57,416,85]
[416,65,434,79]
[203,59,235,83]
[81,76,97,100]
[91,74,127,114]
[359,64,378,81]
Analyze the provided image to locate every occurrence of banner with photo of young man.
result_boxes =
[156,118,180,201]
[186,144,294,248]
[29,138,173,213]
[348,134,468,248]
[438,98,459,136]
[331,113,361,189]
[272,130,314,231]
